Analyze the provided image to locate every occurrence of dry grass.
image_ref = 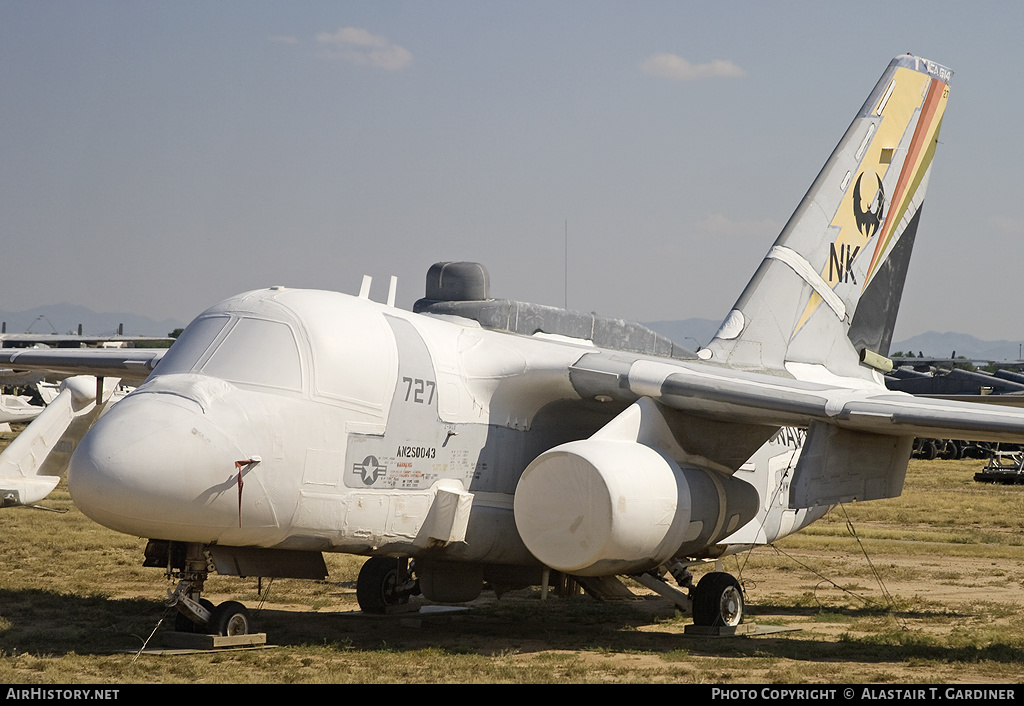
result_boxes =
[2,424,1024,684]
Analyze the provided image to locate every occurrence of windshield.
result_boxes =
[154,315,303,391]
[202,317,303,391]
[152,316,229,375]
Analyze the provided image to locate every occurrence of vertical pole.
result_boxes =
[564,220,568,310]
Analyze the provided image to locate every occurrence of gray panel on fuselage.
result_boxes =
[345,315,463,489]
[344,316,521,493]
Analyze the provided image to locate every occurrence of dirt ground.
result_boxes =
[145,538,1024,684]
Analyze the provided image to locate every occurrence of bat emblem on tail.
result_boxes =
[853,172,885,239]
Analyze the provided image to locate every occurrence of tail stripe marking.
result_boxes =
[789,68,948,340]
[863,77,948,285]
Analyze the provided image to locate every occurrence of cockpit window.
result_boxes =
[201,317,303,391]
[153,316,230,375]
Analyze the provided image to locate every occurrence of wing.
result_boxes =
[563,350,1024,509]
[570,354,1024,444]
[0,348,165,384]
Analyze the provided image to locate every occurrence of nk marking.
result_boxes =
[828,242,860,284]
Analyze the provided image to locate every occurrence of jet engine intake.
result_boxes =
[513,439,758,576]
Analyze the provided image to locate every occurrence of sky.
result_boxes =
[2,1,1023,342]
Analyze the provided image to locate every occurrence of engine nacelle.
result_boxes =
[513,439,759,576]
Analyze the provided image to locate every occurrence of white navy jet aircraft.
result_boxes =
[2,54,1020,635]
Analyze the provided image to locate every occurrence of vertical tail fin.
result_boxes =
[703,55,951,382]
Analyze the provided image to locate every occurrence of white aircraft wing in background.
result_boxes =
[0,349,162,507]
[0,348,165,384]
[0,376,122,508]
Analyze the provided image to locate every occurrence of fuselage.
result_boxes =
[66,286,824,573]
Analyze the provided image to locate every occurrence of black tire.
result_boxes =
[692,572,744,627]
[173,598,214,633]
[356,556,408,614]
[939,440,962,460]
[208,600,252,636]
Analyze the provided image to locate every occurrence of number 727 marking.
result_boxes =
[402,377,436,405]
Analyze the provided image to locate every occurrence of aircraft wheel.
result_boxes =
[692,572,744,627]
[940,440,962,461]
[173,598,214,633]
[356,556,409,614]
[950,441,964,460]
[208,600,252,637]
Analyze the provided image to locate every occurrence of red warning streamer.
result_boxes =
[235,459,258,528]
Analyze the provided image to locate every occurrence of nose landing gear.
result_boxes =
[208,600,253,637]
[166,576,254,637]
[149,540,256,638]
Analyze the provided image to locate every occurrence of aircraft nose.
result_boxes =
[67,391,254,541]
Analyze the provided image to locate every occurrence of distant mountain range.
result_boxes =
[644,318,1024,362]
[887,332,1024,363]
[0,303,185,338]
[1,304,1019,362]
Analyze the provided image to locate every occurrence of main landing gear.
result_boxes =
[355,556,420,614]
[691,571,744,627]
[639,564,745,628]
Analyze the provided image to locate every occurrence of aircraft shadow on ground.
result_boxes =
[747,602,972,621]
[1,588,1019,666]
[0,588,170,656]
[242,596,1024,666]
